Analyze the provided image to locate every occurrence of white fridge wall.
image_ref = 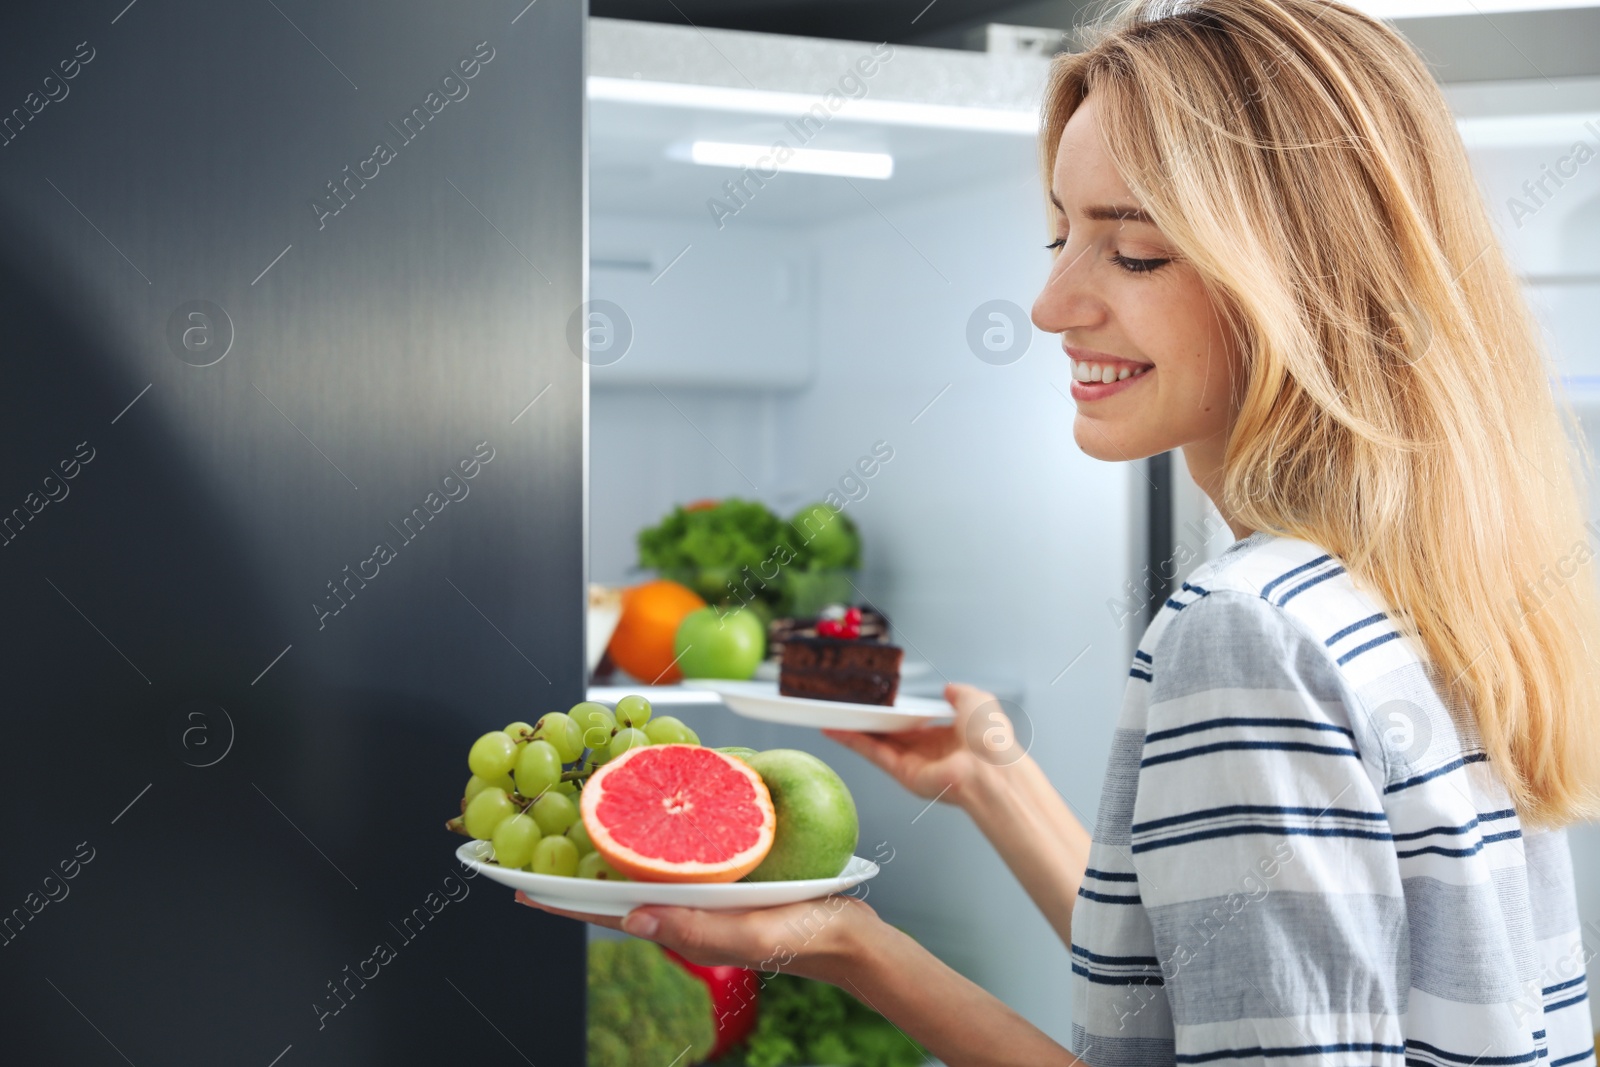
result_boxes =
[590,214,817,389]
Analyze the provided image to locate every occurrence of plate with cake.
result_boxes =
[685,606,954,731]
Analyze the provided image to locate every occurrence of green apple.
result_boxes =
[673,606,766,680]
[743,749,859,882]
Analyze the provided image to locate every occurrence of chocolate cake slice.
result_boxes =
[779,636,903,706]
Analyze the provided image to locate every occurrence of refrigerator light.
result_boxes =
[589,77,1037,133]
[1345,0,1598,16]
[689,140,894,179]
[1456,112,1600,148]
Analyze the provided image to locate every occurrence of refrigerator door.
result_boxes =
[0,3,585,1064]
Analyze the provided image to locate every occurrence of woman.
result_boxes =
[523,1,1600,1064]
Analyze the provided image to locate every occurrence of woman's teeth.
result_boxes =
[1073,361,1151,384]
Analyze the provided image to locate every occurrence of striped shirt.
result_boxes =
[1069,530,1596,1067]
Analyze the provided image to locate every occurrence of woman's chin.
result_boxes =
[1074,420,1154,463]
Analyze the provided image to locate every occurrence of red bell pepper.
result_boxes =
[663,948,760,1061]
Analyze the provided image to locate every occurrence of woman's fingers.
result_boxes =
[622,897,868,972]
[945,681,999,721]
[944,682,1005,736]
[609,905,769,969]
[822,728,903,772]
[515,889,878,980]
[622,906,708,952]
[825,725,971,801]
[511,892,721,950]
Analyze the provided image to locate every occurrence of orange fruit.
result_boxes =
[607,579,706,683]
[580,745,775,883]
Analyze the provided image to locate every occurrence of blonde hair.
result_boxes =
[1043,0,1600,828]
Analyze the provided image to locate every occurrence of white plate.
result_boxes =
[457,840,879,916]
[683,678,954,732]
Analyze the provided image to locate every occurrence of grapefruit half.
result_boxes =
[580,744,775,883]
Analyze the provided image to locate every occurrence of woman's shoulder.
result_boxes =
[1134,530,1489,800]
[1182,529,1349,610]
[1145,530,1421,685]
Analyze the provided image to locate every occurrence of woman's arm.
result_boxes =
[959,751,1093,949]
[520,892,1080,1067]
[825,682,1093,947]
[822,903,1081,1067]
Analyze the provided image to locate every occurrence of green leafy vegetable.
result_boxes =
[788,502,861,571]
[588,938,716,1067]
[637,498,862,616]
[637,499,794,599]
[722,972,928,1067]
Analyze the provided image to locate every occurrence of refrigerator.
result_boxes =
[583,14,1600,1051]
[0,2,589,1064]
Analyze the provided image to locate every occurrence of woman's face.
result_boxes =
[1030,94,1240,476]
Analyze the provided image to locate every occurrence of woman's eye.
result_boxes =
[1044,237,1067,251]
[1111,253,1170,273]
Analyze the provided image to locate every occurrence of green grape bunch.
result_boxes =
[443,695,700,880]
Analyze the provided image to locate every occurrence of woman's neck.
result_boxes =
[1181,438,1253,542]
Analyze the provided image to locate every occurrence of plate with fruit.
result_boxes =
[448,696,878,916]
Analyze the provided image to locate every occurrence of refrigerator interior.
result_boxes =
[587,20,1600,1045]
[587,20,1145,1047]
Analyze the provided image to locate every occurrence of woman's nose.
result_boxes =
[1031,244,1102,335]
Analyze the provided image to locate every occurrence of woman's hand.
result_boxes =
[829,680,1092,951]
[822,681,1021,809]
[514,891,874,985]
[516,888,1079,1066]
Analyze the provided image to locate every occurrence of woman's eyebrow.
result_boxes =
[1085,204,1155,224]
[1047,193,1156,226]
